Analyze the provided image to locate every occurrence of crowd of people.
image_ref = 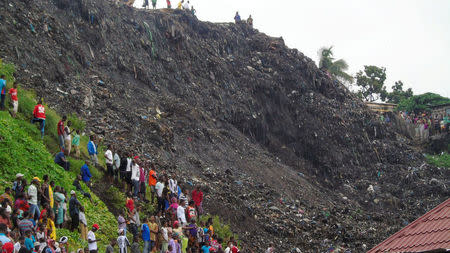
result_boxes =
[0,92,251,253]
[0,173,89,253]
[379,110,450,140]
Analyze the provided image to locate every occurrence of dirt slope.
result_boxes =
[1,0,448,251]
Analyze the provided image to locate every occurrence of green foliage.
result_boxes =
[0,59,15,85]
[380,80,413,104]
[200,215,238,247]
[355,65,387,102]
[318,46,354,83]
[426,153,450,168]
[68,113,86,132]
[0,112,117,251]
[397,93,450,113]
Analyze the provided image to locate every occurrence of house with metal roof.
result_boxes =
[368,198,450,253]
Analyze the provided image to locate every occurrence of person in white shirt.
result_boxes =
[104,145,114,183]
[63,121,73,155]
[155,179,165,213]
[117,229,130,253]
[113,152,121,181]
[177,199,187,227]
[28,178,40,222]
[88,224,101,253]
[168,176,177,196]
[131,156,141,198]
[182,0,189,10]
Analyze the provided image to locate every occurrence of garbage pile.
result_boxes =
[0,0,448,251]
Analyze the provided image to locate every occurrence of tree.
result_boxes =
[318,46,354,83]
[397,93,450,113]
[380,80,413,104]
[355,65,386,102]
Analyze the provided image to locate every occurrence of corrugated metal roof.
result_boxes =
[368,198,450,253]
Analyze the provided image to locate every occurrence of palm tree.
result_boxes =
[318,46,354,83]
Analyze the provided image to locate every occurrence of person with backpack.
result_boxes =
[0,75,6,110]
[31,99,46,139]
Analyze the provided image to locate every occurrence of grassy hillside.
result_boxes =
[0,110,116,250]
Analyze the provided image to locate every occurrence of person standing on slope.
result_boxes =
[0,75,6,110]
[234,12,241,23]
[87,135,98,166]
[166,0,171,8]
[8,83,18,117]
[152,0,157,9]
[57,115,67,151]
[31,98,46,139]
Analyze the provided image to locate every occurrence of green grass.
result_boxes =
[0,111,117,251]
[199,215,239,247]
[426,153,450,168]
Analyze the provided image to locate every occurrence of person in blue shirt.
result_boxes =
[234,11,241,23]
[0,223,11,244]
[87,135,98,166]
[141,217,151,253]
[0,75,6,110]
[201,241,212,253]
[54,149,70,171]
[24,231,34,251]
[81,161,92,185]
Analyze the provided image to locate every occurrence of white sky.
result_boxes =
[134,0,450,97]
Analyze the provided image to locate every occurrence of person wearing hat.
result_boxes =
[117,229,129,253]
[12,173,25,199]
[69,191,81,232]
[28,177,41,222]
[87,224,101,253]
[59,236,68,253]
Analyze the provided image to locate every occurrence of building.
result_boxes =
[430,103,450,117]
[365,102,398,113]
[368,198,450,253]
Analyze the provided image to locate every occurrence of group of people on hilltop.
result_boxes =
[233,12,253,27]
[0,172,102,253]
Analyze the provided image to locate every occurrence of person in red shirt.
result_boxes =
[191,185,203,217]
[8,83,18,117]
[148,164,157,204]
[57,115,67,150]
[31,98,46,139]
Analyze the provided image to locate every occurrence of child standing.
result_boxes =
[117,229,130,253]
[72,130,81,159]
[79,206,88,240]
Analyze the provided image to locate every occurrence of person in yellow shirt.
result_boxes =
[149,216,159,252]
[47,211,57,240]
[49,181,54,209]
[177,0,182,9]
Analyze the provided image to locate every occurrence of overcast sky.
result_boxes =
[135,0,450,97]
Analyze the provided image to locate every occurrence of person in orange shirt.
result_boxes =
[148,163,157,204]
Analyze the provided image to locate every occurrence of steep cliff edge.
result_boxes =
[1,0,448,251]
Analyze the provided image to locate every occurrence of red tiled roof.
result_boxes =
[368,198,450,253]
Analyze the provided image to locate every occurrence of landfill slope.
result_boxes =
[1,0,449,251]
